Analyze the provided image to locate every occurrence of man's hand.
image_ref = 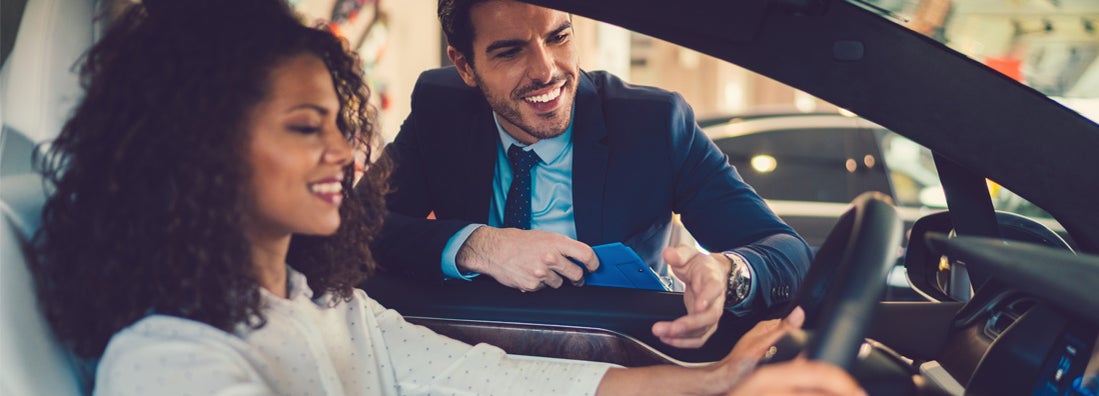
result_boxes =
[651,245,731,348]
[456,227,599,292]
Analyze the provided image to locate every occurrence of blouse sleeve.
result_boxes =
[357,291,613,396]
[95,317,273,396]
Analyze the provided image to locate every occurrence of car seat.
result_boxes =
[1,0,95,394]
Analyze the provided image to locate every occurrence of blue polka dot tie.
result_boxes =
[503,144,540,230]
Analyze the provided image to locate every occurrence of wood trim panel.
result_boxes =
[406,317,688,367]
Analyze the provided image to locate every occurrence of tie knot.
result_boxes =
[507,144,540,173]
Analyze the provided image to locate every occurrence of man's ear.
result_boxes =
[447,46,478,88]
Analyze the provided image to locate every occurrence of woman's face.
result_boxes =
[244,53,352,239]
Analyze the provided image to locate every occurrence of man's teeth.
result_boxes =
[524,87,561,103]
[309,182,342,194]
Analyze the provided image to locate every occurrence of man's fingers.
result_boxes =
[662,245,696,269]
[543,272,565,289]
[560,241,599,273]
[652,309,720,346]
[548,255,586,282]
[689,272,726,312]
[671,309,722,335]
[653,319,709,348]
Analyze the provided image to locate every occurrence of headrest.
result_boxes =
[0,0,93,144]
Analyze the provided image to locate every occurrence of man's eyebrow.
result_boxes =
[546,21,572,39]
[484,21,573,54]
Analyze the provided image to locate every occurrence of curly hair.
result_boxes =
[30,0,389,359]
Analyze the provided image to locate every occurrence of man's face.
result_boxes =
[450,0,579,145]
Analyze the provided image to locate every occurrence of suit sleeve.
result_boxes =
[664,94,812,312]
[361,83,473,283]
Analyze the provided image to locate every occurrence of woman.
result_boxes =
[30,0,862,394]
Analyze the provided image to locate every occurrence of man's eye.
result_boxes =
[289,126,321,134]
[550,33,569,43]
[495,49,519,59]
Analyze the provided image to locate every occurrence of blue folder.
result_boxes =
[575,243,672,291]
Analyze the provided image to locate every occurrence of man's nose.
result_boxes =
[526,43,557,84]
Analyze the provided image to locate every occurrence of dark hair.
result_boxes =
[438,0,490,63]
[30,0,389,359]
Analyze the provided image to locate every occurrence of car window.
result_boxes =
[876,130,942,208]
[715,128,890,203]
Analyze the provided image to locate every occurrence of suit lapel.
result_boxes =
[458,106,498,223]
[571,72,609,244]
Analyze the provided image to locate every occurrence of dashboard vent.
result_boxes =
[983,298,1036,340]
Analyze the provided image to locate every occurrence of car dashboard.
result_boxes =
[913,235,1099,396]
[939,289,1097,395]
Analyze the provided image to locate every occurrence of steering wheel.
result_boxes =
[780,191,903,369]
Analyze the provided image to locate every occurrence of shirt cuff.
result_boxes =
[442,224,485,281]
[723,251,759,317]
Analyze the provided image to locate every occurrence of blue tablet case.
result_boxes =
[577,243,672,291]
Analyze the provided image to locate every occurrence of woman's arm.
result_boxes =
[597,307,865,396]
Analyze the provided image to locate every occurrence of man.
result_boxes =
[366,0,812,348]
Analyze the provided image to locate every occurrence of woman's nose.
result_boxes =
[323,129,354,166]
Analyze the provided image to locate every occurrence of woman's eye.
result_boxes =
[289,126,321,134]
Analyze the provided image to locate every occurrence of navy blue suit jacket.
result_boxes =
[367,67,811,311]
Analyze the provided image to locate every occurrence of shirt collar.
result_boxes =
[285,266,313,300]
[492,110,574,164]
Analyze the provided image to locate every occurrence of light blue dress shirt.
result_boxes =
[440,113,575,280]
[437,111,757,314]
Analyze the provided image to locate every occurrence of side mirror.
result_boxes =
[904,211,1075,302]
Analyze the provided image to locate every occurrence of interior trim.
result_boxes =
[405,316,711,368]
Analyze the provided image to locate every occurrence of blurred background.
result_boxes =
[277,0,1099,141]
[275,0,1099,300]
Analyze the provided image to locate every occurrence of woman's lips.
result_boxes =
[308,180,343,206]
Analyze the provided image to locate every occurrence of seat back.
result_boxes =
[1,0,95,394]
[1,173,86,395]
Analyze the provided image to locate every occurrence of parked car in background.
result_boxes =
[701,112,941,245]
[689,111,1077,300]
[691,112,940,300]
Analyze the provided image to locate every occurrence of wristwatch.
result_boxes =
[723,252,752,307]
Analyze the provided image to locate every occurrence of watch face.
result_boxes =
[734,278,750,300]
[726,257,751,306]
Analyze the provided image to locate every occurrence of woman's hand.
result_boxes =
[729,359,866,396]
[727,306,806,363]
[716,307,865,395]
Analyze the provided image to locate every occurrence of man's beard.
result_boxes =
[473,71,574,140]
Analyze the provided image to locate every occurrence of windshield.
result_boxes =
[288,0,1086,244]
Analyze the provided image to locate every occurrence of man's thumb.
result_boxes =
[662,245,695,268]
